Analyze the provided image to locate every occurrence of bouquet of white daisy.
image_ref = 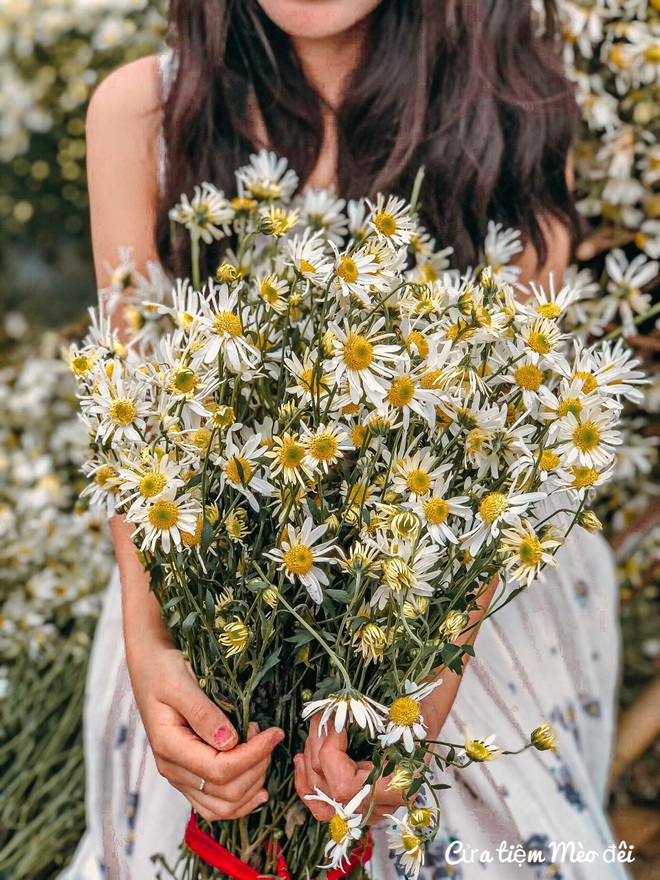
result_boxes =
[71,150,644,880]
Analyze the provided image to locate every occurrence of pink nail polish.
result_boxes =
[214,725,235,747]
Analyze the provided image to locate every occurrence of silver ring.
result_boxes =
[198,778,206,792]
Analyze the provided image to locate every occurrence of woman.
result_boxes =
[60,1,628,878]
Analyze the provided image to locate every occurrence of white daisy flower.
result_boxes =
[235,149,299,202]
[168,183,234,244]
[409,478,472,545]
[367,193,416,248]
[391,449,448,499]
[287,228,333,282]
[519,317,570,373]
[285,351,330,406]
[294,185,348,245]
[127,488,201,554]
[265,518,337,604]
[456,727,502,762]
[347,199,368,241]
[604,249,658,338]
[379,678,444,753]
[483,221,523,284]
[87,373,151,446]
[461,487,547,555]
[302,691,388,737]
[553,405,622,469]
[385,811,425,880]
[500,520,563,588]
[523,272,582,321]
[369,534,441,610]
[570,338,647,405]
[118,451,185,510]
[197,282,260,372]
[381,362,446,430]
[327,318,404,407]
[305,785,371,871]
[217,431,274,511]
[300,422,351,473]
[330,243,381,307]
[266,431,317,488]
[254,273,290,314]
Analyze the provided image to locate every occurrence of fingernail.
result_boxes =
[256,791,269,805]
[214,725,235,748]
[272,731,285,747]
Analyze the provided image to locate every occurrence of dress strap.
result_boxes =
[157,48,175,198]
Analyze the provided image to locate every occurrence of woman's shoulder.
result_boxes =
[86,53,163,175]
[86,55,162,201]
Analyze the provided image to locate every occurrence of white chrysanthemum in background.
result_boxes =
[169,183,234,244]
[236,149,299,202]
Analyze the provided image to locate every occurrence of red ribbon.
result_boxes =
[184,810,372,880]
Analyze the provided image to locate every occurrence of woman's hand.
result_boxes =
[129,635,284,823]
[293,724,406,825]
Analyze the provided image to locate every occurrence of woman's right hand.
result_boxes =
[128,634,284,822]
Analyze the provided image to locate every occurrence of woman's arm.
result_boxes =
[85,57,283,821]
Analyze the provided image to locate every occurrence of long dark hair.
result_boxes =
[156,0,582,280]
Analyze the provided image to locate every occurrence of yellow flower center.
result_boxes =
[402,833,420,853]
[571,466,599,488]
[465,740,492,761]
[298,258,317,275]
[95,464,116,487]
[420,369,442,390]
[139,471,167,498]
[70,354,92,376]
[423,497,449,525]
[181,516,203,546]
[538,450,561,471]
[574,371,598,394]
[337,256,359,284]
[189,428,212,450]
[406,469,430,496]
[213,311,243,337]
[351,424,368,447]
[169,366,199,395]
[526,331,552,355]
[387,376,416,408]
[109,398,137,426]
[479,492,508,525]
[225,455,253,486]
[572,421,601,452]
[278,437,305,469]
[518,536,543,566]
[374,211,397,237]
[556,398,582,419]
[308,433,340,462]
[147,499,179,530]
[536,302,562,319]
[389,696,421,727]
[514,364,544,391]
[282,544,314,576]
[330,814,349,845]
[343,333,374,371]
[409,808,434,829]
[406,331,429,359]
[260,282,280,304]
[211,405,235,429]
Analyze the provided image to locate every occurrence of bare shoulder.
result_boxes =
[86,54,162,188]
[85,54,164,290]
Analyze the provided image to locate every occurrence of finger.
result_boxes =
[303,733,328,794]
[319,731,369,804]
[184,785,270,823]
[171,670,239,751]
[247,721,260,741]
[159,754,270,803]
[294,754,333,822]
[306,719,326,776]
[157,724,283,786]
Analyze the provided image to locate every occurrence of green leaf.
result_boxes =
[201,519,214,553]
[168,609,181,628]
[162,596,184,611]
[326,588,351,603]
[182,611,198,632]
[254,647,282,687]
[205,589,215,626]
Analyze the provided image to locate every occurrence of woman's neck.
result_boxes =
[290,16,371,110]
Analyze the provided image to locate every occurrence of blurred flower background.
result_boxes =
[0,0,658,877]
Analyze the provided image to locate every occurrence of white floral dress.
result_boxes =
[59,50,631,880]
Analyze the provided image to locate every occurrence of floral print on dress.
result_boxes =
[522,834,565,879]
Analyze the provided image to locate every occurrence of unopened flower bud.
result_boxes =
[577,510,603,534]
[530,723,557,752]
[386,766,415,791]
[216,262,239,283]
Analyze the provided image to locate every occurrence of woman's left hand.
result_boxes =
[293,723,406,825]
